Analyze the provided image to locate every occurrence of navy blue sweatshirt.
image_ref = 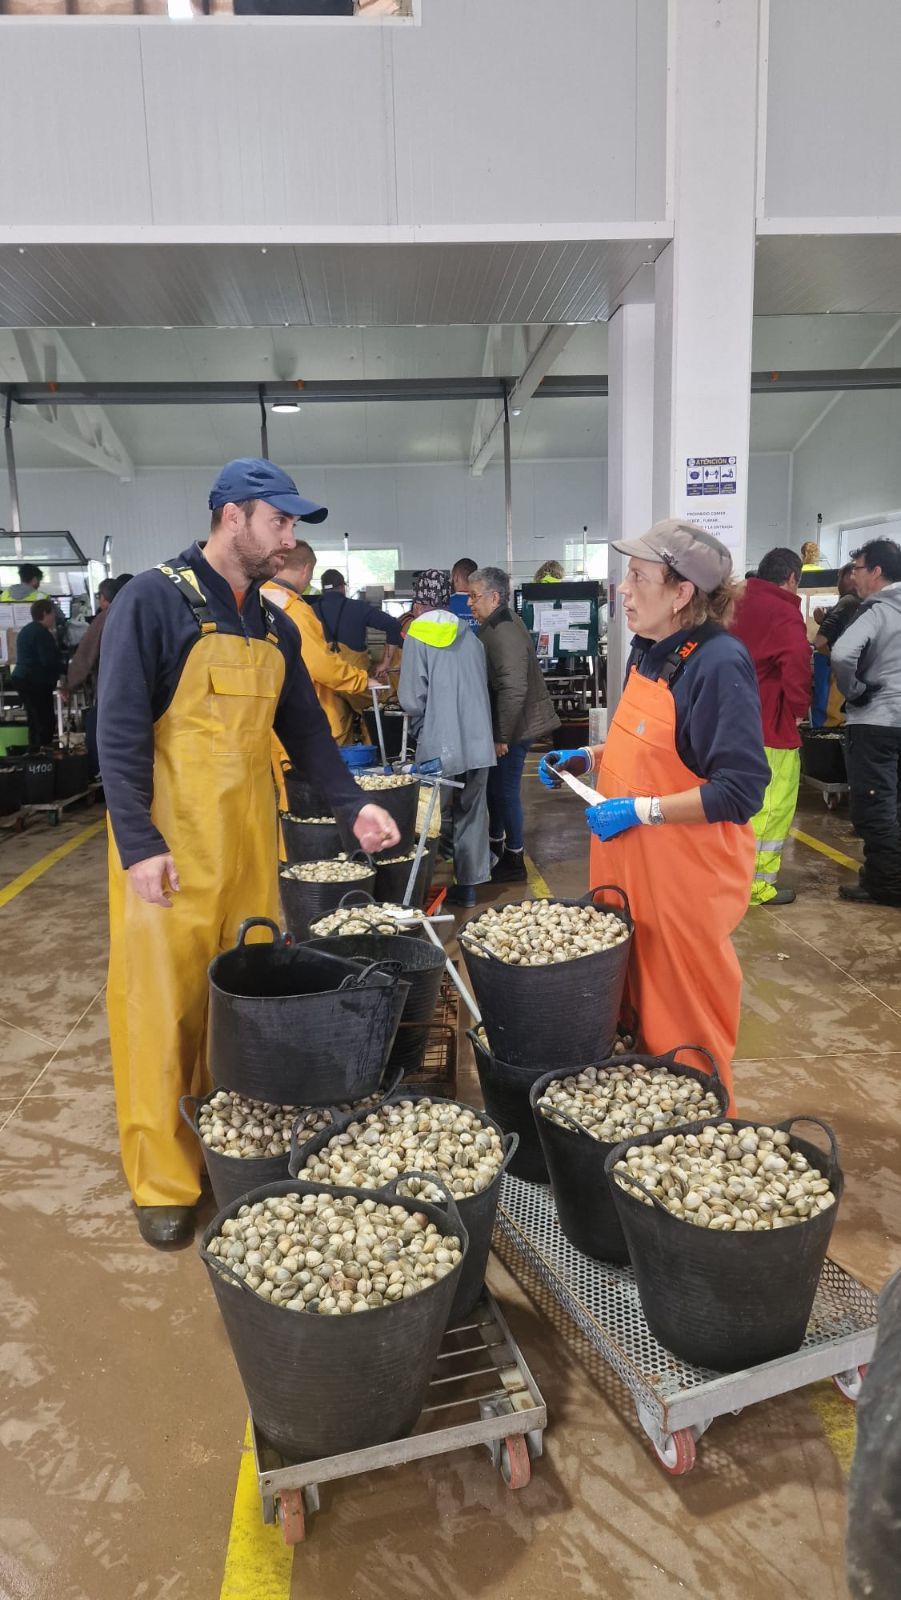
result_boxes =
[627,624,769,824]
[97,544,365,869]
[311,591,403,651]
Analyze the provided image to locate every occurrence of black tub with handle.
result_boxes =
[459,885,633,1069]
[373,836,438,910]
[279,851,376,941]
[200,1175,468,1461]
[22,752,55,805]
[207,917,409,1104]
[279,813,342,865]
[467,1028,548,1184]
[606,1115,843,1370]
[283,768,328,818]
[289,1092,518,1320]
[0,757,25,817]
[307,934,445,1077]
[531,1046,728,1262]
[338,776,421,856]
[307,888,427,941]
[53,749,91,799]
[178,1065,403,1212]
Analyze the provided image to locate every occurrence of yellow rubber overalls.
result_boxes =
[106,565,285,1207]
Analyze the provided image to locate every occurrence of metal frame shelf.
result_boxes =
[496,1175,877,1473]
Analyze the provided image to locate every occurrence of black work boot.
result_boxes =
[491,848,528,884]
[135,1205,196,1248]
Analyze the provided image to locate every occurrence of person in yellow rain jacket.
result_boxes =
[264,541,373,750]
[97,459,400,1249]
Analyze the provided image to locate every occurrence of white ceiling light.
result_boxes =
[511,407,522,416]
[271,400,301,414]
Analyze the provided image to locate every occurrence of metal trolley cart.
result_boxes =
[252,1289,547,1544]
[497,1176,876,1475]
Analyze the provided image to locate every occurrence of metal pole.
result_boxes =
[582,524,588,578]
[503,386,513,572]
[4,392,22,547]
[258,389,269,461]
[344,531,350,587]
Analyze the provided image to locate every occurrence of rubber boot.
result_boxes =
[491,848,527,884]
[135,1205,196,1248]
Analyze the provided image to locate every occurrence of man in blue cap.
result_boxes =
[98,459,400,1249]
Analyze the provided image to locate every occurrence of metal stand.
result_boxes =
[252,1289,547,1544]
[496,1175,877,1475]
[803,774,849,810]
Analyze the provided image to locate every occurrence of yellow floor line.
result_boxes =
[809,1382,857,1477]
[0,818,106,910]
[220,1420,294,1600]
[790,826,859,873]
[524,851,552,899]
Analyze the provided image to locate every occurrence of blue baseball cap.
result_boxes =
[208,458,328,524]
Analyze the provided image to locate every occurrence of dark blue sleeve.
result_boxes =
[97,577,170,868]
[680,642,770,824]
[272,631,365,825]
[364,605,403,645]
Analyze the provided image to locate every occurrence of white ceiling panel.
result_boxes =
[755,237,901,317]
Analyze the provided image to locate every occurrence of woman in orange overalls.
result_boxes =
[540,521,769,1108]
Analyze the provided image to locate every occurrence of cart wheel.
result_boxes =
[824,792,839,810]
[276,1489,306,1545]
[652,1428,696,1476]
[832,1364,868,1404]
[499,1434,531,1489]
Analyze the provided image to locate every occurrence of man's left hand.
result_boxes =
[353,804,401,854]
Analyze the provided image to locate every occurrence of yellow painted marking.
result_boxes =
[0,819,106,910]
[809,1381,857,1477]
[790,826,859,873]
[524,851,552,899]
[220,1420,293,1600]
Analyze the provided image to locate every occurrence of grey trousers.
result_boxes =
[440,768,491,886]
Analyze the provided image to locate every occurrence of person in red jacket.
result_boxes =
[731,547,811,905]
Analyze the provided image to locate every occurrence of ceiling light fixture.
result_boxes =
[511,407,522,416]
[271,400,301,414]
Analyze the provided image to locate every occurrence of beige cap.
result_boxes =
[613,519,733,593]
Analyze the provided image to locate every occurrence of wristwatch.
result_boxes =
[647,796,666,826]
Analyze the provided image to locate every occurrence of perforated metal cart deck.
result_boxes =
[496,1175,878,1473]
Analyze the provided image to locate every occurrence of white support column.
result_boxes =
[653,0,760,577]
[606,301,655,712]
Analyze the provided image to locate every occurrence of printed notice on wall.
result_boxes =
[684,455,741,551]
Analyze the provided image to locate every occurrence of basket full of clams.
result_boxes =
[279,811,342,864]
[605,1116,843,1370]
[308,890,424,941]
[338,772,421,855]
[200,1176,468,1462]
[531,1046,727,1262]
[279,851,376,941]
[459,887,633,1068]
[179,1069,402,1210]
[288,1093,518,1321]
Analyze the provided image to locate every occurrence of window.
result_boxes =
[565,540,608,582]
[319,547,399,593]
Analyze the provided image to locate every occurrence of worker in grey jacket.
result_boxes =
[832,537,901,905]
[469,565,560,883]
[399,569,495,908]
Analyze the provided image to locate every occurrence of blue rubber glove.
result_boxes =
[585,797,644,841]
[538,748,591,789]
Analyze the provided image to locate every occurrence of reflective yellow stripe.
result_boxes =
[790,827,859,873]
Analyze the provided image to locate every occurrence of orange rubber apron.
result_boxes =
[107,597,284,1207]
[590,665,755,1108]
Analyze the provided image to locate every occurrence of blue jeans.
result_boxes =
[487,740,532,852]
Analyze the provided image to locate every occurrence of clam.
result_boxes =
[198,1087,389,1159]
[536,1063,721,1142]
[461,899,628,966]
[281,854,372,883]
[300,1097,504,1201]
[309,903,407,937]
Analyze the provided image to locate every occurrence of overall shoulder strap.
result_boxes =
[259,593,282,647]
[656,621,719,687]
[157,563,216,634]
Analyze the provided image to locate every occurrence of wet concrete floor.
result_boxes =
[0,779,898,1599]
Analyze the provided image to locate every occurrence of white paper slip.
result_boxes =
[557,767,607,807]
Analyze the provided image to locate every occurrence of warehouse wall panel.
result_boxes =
[764,0,901,220]
[0,28,152,224]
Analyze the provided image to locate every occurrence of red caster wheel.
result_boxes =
[832,1365,868,1404]
[652,1428,697,1475]
[499,1434,531,1489]
[277,1489,306,1545]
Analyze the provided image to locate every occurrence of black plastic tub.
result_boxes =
[467,1029,549,1184]
[279,853,377,941]
[460,886,633,1069]
[179,1066,403,1212]
[373,836,438,911]
[279,813,342,865]
[22,753,55,804]
[207,917,409,1104]
[283,769,329,818]
[606,1115,843,1370]
[307,934,445,1077]
[800,728,847,784]
[307,889,427,942]
[53,750,91,799]
[200,1176,468,1462]
[0,757,24,817]
[288,1093,518,1321]
[530,1047,728,1263]
[363,707,408,758]
[339,777,421,856]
